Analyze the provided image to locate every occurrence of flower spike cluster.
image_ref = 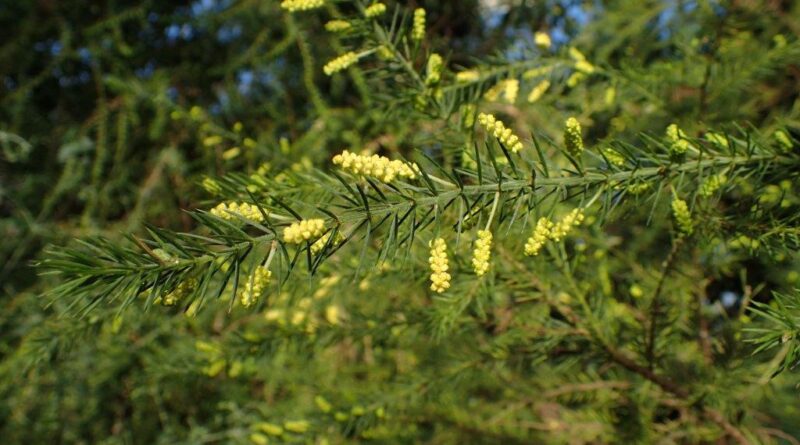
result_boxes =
[210,202,265,222]
[477,113,524,153]
[428,238,451,293]
[284,219,326,244]
[280,0,324,12]
[332,150,420,183]
[239,265,271,307]
[524,217,553,256]
[671,198,693,235]
[323,52,360,76]
[564,117,584,157]
[412,8,426,41]
[471,230,493,276]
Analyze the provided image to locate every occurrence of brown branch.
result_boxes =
[646,236,685,369]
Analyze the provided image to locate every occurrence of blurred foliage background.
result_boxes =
[1,0,800,443]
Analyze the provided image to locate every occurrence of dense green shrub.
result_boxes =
[2,1,800,443]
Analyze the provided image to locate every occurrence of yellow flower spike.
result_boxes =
[412,8,426,41]
[325,20,351,33]
[471,230,493,276]
[503,78,519,103]
[527,79,550,103]
[255,422,284,436]
[568,47,595,73]
[210,202,265,222]
[524,217,553,256]
[364,2,386,18]
[332,150,419,183]
[604,86,616,105]
[201,177,222,195]
[534,32,551,49]
[249,433,269,445]
[311,231,345,254]
[774,129,793,151]
[323,52,360,76]
[602,147,625,167]
[566,71,585,87]
[283,420,310,434]
[484,79,518,103]
[203,135,222,147]
[671,198,694,236]
[523,66,554,79]
[280,0,324,12]
[705,131,729,148]
[425,53,444,86]
[283,219,326,244]
[477,113,524,153]
[564,117,584,157]
[455,70,480,83]
[428,238,451,293]
[161,277,197,306]
[550,209,585,242]
[699,173,728,197]
[222,146,241,160]
[666,123,691,155]
[325,305,342,324]
[239,265,271,308]
[315,395,332,413]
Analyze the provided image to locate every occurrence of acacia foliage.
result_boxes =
[3,0,800,443]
